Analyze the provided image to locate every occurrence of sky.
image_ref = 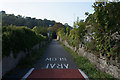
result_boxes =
[0,0,95,26]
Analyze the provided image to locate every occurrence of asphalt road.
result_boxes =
[3,39,80,80]
[34,39,78,69]
[25,40,88,80]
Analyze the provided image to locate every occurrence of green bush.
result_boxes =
[67,28,80,48]
[2,25,47,57]
[85,39,97,52]
[57,28,66,41]
[85,2,120,61]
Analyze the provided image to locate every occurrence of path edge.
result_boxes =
[21,68,34,80]
[78,69,89,80]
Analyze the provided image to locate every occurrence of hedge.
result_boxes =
[2,25,47,57]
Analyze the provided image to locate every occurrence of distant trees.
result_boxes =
[32,26,48,36]
[1,11,52,57]
[48,22,64,32]
[1,11,55,29]
[48,22,65,39]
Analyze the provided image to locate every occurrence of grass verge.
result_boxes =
[59,41,115,80]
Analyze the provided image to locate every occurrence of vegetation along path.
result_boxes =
[23,39,88,80]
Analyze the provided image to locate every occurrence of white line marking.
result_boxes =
[56,64,63,69]
[64,64,69,69]
[46,64,49,68]
[21,68,34,80]
[78,69,89,80]
[50,64,56,68]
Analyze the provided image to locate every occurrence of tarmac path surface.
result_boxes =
[24,39,88,80]
[34,39,78,69]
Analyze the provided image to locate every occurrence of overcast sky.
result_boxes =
[0,0,96,26]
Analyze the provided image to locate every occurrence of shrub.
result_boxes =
[2,25,47,57]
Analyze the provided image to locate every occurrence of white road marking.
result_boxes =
[59,58,67,61]
[45,57,68,69]
[45,58,52,61]
[46,64,49,68]
[21,68,34,80]
[45,57,67,61]
[64,64,69,68]
[46,64,69,69]
[78,69,89,80]
[52,58,57,61]
[50,64,56,68]
[56,64,63,69]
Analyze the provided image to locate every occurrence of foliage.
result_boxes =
[57,27,66,41]
[32,26,48,36]
[67,29,79,47]
[60,42,114,79]
[2,25,47,57]
[56,2,120,63]
[85,12,89,16]
[67,19,86,47]
[1,11,55,29]
[85,39,97,52]
[91,2,120,59]
[83,2,120,62]
[48,22,64,32]
[66,26,71,37]
[77,22,86,42]
[56,18,86,49]
[48,22,65,39]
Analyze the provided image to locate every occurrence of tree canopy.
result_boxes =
[1,11,56,29]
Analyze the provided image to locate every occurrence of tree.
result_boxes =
[74,18,86,42]
[85,12,89,16]
[86,2,120,59]
[32,26,48,36]
[49,22,64,32]
[66,26,70,36]
[1,11,56,28]
[1,11,6,14]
